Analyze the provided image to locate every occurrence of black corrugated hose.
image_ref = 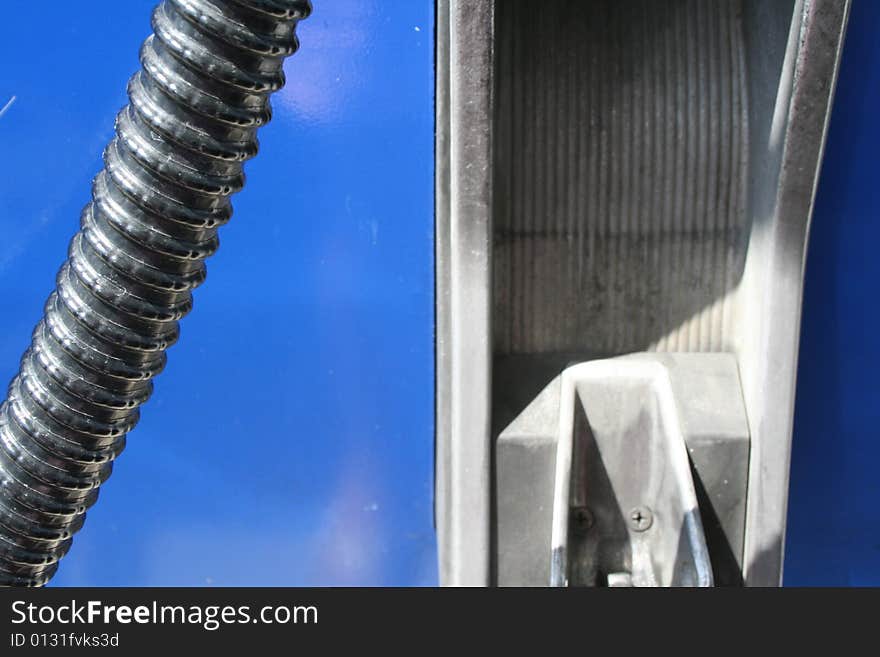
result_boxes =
[0,0,311,586]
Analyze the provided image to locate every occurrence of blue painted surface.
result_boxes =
[785,0,880,586]
[0,1,437,586]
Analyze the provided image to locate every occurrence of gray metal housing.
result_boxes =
[435,0,849,586]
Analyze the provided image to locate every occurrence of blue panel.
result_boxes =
[0,1,436,585]
[785,0,880,585]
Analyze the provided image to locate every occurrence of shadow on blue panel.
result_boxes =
[785,0,880,586]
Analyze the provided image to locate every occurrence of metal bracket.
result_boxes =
[496,354,749,587]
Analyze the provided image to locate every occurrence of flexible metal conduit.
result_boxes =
[0,0,310,586]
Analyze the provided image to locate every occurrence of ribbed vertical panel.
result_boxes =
[493,0,749,356]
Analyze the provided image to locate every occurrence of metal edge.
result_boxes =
[740,0,851,586]
[435,0,495,586]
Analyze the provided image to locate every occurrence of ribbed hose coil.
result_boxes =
[0,0,311,586]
